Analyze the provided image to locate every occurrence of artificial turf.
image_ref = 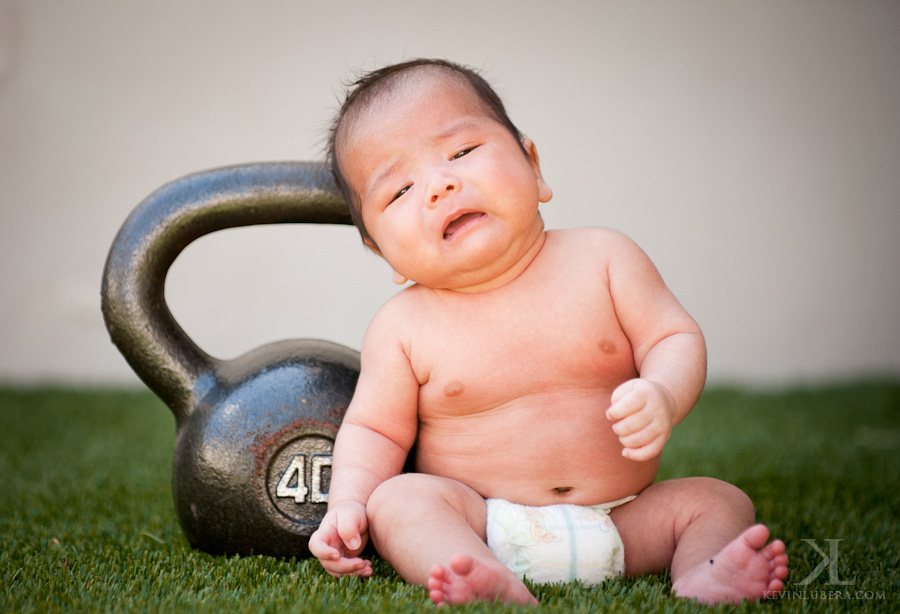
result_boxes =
[1,381,898,613]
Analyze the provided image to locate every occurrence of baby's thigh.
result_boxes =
[367,473,488,539]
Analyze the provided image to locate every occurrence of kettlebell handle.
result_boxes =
[101,161,351,422]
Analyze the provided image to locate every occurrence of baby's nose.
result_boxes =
[430,184,455,204]
[427,175,459,208]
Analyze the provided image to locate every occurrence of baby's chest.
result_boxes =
[414,284,637,413]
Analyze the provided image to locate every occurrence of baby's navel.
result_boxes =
[598,340,616,355]
[552,486,574,496]
[444,380,465,397]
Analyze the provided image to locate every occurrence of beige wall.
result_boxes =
[1,0,898,385]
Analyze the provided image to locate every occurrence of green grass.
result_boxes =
[1,381,898,613]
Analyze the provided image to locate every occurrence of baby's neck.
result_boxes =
[440,229,547,295]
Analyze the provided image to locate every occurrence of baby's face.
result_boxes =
[338,75,552,291]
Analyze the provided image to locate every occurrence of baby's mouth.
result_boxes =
[443,212,485,240]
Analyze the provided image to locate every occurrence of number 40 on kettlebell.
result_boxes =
[276,453,331,504]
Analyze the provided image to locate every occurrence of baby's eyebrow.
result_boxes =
[365,162,399,202]
[430,119,481,144]
[371,164,397,192]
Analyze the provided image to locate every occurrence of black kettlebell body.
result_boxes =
[101,162,358,558]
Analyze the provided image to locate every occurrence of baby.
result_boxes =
[308,58,788,606]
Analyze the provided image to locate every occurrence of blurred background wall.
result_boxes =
[1,0,898,386]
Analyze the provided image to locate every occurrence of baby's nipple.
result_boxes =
[444,380,465,397]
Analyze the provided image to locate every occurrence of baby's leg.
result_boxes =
[366,473,537,606]
[609,477,788,605]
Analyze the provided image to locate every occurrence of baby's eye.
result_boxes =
[390,185,410,204]
[451,147,476,160]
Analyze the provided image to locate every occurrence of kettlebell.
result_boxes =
[101,161,359,558]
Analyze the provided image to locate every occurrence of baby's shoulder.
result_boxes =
[549,225,632,243]
[366,283,432,333]
[546,227,640,263]
[359,288,419,359]
[370,285,416,322]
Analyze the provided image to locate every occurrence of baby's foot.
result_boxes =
[673,524,789,605]
[427,554,538,607]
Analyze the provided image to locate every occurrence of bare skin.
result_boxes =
[308,68,788,606]
[673,525,789,605]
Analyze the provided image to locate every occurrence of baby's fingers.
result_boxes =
[337,512,365,552]
[308,528,342,562]
[619,429,667,461]
[610,409,652,439]
[622,439,665,461]
[606,390,646,422]
[322,556,373,579]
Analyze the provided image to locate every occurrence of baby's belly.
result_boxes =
[414,390,659,507]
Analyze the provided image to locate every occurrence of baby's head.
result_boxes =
[328,58,552,290]
[328,59,530,248]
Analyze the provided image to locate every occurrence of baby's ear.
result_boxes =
[362,238,407,284]
[522,138,553,204]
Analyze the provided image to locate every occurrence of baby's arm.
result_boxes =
[603,231,707,461]
[308,302,419,577]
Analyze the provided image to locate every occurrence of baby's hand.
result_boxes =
[606,379,676,461]
[308,500,373,578]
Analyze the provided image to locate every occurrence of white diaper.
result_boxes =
[485,496,635,587]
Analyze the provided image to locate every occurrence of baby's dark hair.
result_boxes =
[327,58,525,247]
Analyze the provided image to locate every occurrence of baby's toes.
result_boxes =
[430,564,450,584]
[761,539,786,559]
[767,577,785,594]
[772,561,789,585]
[429,587,447,607]
[448,553,477,577]
[741,524,771,551]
